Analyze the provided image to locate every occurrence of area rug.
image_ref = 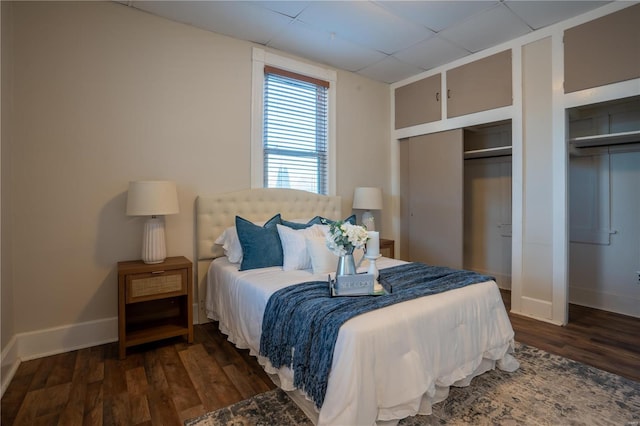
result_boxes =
[185,343,640,425]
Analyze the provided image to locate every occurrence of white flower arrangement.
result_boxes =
[326,221,369,256]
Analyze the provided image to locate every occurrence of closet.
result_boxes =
[568,96,640,317]
[463,121,512,289]
[400,120,512,289]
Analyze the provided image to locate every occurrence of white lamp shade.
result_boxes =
[126,180,179,264]
[126,181,179,216]
[352,187,383,210]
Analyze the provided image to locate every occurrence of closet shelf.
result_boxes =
[569,130,640,148]
[464,146,512,159]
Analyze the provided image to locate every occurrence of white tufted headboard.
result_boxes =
[194,188,342,322]
[196,188,341,261]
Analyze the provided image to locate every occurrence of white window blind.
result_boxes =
[263,66,329,195]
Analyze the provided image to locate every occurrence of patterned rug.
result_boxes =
[185,343,640,426]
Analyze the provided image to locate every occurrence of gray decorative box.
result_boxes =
[330,273,386,296]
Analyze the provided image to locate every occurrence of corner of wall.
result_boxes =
[1,336,19,398]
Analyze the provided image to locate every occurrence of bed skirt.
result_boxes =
[212,312,519,426]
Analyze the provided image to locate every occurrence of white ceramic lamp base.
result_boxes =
[362,210,375,231]
[142,216,167,264]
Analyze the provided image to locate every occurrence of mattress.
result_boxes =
[206,256,518,425]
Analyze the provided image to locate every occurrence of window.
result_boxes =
[263,67,329,194]
[252,48,336,195]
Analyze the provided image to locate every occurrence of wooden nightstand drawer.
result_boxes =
[126,269,187,303]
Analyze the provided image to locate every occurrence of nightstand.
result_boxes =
[117,256,193,359]
[380,239,395,259]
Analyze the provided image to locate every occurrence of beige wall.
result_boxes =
[2,1,15,351]
[335,70,391,231]
[2,1,389,342]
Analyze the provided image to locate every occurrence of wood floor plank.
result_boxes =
[146,388,181,425]
[125,366,152,424]
[179,404,207,424]
[179,344,241,411]
[83,381,103,426]
[222,364,263,399]
[1,373,33,425]
[35,382,72,419]
[45,352,77,388]
[102,357,127,398]
[156,345,201,413]
[143,350,169,392]
[87,346,105,384]
[129,394,151,424]
[58,347,90,425]
[27,356,56,392]
[103,391,131,426]
[12,388,42,425]
[2,290,639,425]
[126,366,150,396]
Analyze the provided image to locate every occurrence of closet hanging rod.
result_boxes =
[464,146,512,160]
[569,130,640,148]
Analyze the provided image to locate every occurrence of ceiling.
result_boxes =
[121,1,610,84]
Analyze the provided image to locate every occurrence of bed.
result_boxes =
[196,188,518,426]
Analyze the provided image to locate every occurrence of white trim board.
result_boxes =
[1,305,202,397]
[570,286,640,319]
[519,296,561,326]
[0,317,118,397]
[1,336,20,397]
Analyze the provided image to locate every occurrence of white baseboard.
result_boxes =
[1,306,204,397]
[0,317,118,398]
[1,336,20,397]
[569,286,640,318]
[17,317,119,362]
[512,296,563,325]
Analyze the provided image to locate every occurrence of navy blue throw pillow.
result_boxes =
[282,214,357,229]
[280,218,315,230]
[309,214,357,226]
[236,214,283,271]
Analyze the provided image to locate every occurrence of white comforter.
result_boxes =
[206,257,518,425]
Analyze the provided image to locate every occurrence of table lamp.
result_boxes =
[352,187,383,231]
[126,180,179,264]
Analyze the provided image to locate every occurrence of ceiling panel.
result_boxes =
[133,1,293,45]
[124,0,615,84]
[394,35,470,71]
[439,3,532,52]
[269,20,388,72]
[295,1,434,54]
[357,56,427,84]
[505,1,610,29]
[249,1,310,18]
[376,1,498,32]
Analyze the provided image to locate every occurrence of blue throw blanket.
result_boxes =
[259,262,493,408]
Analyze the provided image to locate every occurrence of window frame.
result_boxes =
[251,47,337,195]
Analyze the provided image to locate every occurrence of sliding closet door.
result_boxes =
[404,130,464,268]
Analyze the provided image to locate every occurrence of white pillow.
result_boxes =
[313,224,330,236]
[312,224,364,266]
[306,236,339,274]
[277,224,324,271]
[214,226,243,264]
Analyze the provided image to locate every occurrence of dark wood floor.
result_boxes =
[2,291,639,425]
